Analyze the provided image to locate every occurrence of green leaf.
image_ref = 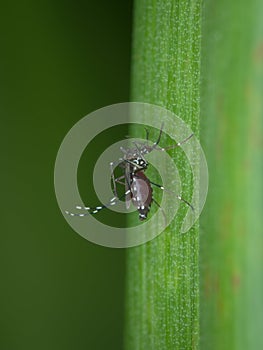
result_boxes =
[125,1,202,349]
[200,0,263,349]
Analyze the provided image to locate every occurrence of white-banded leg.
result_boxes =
[152,197,167,226]
[65,174,131,217]
[150,124,192,152]
[65,202,110,217]
[120,158,146,171]
[157,133,194,151]
[151,180,194,211]
[134,174,194,211]
[134,129,193,155]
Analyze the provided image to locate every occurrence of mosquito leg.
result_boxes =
[157,133,194,151]
[65,192,130,217]
[176,195,194,211]
[66,202,111,217]
[110,162,118,197]
[65,202,109,217]
[119,158,145,171]
[114,175,126,186]
[111,174,131,205]
[135,175,194,211]
[139,129,193,155]
[110,162,128,196]
[65,172,132,217]
[152,197,167,226]
[120,146,128,154]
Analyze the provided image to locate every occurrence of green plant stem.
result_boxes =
[125,1,202,349]
[200,0,263,349]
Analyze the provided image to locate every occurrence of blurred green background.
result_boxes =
[0,1,133,349]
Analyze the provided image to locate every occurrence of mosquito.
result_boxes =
[65,124,194,221]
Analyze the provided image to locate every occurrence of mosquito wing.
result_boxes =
[125,162,132,209]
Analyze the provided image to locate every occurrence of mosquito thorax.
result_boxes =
[130,157,148,170]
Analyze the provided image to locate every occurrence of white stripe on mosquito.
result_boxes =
[76,205,90,210]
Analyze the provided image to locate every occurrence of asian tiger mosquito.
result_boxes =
[65,124,194,221]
